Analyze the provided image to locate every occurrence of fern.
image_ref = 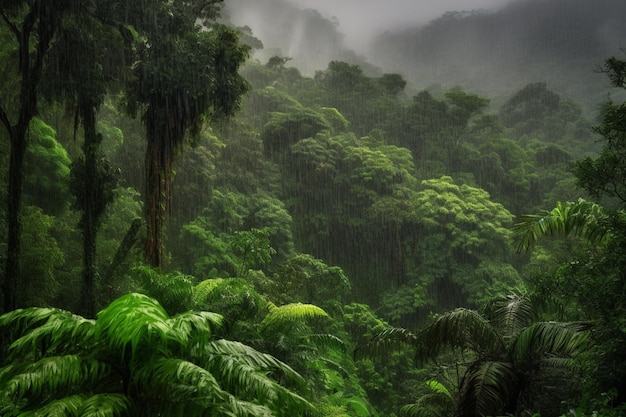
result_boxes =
[260,303,328,331]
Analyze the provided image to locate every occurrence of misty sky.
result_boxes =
[288,0,519,50]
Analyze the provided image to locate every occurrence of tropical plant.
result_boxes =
[513,198,612,253]
[356,294,588,417]
[0,292,311,416]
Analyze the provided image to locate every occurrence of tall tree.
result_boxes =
[0,1,69,312]
[574,55,626,205]
[124,0,249,268]
[41,1,124,317]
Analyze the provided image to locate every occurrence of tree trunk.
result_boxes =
[78,99,99,318]
[144,106,173,269]
[2,3,58,312]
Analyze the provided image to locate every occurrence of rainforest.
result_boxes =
[1,0,626,416]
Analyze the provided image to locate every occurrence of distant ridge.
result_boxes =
[368,0,626,110]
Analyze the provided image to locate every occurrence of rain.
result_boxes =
[1,0,626,415]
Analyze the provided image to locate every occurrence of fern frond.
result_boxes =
[303,333,346,353]
[78,393,131,417]
[458,360,517,417]
[401,392,454,417]
[95,293,172,360]
[192,278,225,306]
[167,310,223,348]
[1,355,112,404]
[132,357,225,401]
[483,294,534,338]
[354,327,416,360]
[8,310,95,359]
[11,394,85,417]
[260,303,328,331]
[513,199,610,253]
[508,321,588,364]
[204,339,305,386]
[415,308,503,361]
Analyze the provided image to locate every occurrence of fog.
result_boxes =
[286,0,519,51]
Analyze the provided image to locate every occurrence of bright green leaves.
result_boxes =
[513,198,610,253]
[261,302,328,332]
[95,293,176,360]
[23,118,71,214]
[0,292,311,417]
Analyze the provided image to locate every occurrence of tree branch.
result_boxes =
[0,9,21,39]
[0,106,14,137]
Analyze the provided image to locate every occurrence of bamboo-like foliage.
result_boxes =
[513,198,611,253]
[0,293,312,416]
[357,295,588,417]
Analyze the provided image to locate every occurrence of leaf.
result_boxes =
[354,327,417,360]
[414,308,503,361]
[260,303,328,332]
[513,198,611,253]
[508,321,588,364]
[95,293,171,360]
[1,355,112,403]
[457,361,517,417]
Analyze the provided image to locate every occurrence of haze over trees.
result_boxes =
[1,0,626,416]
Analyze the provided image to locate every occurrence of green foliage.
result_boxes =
[0,293,312,416]
[17,206,65,307]
[23,118,71,214]
[358,295,588,417]
[513,198,611,253]
[230,228,276,276]
[133,266,194,315]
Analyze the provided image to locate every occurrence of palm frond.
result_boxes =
[483,294,534,338]
[0,307,61,331]
[8,394,85,417]
[414,308,503,361]
[203,339,305,386]
[400,381,453,417]
[354,327,417,360]
[134,266,194,314]
[192,278,225,306]
[132,357,225,401]
[513,199,610,253]
[95,293,173,359]
[7,309,95,359]
[508,321,588,364]
[0,355,112,404]
[303,333,346,353]
[424,380,452,399]
[457,361,517,417]
[167,310,223,348]
[400,393,454,417]
[78,393,131,417]
[260,303,328,332]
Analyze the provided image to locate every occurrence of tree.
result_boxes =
[357,295,588,417]
[123,1,249,268]
[0,292,311,416]
[0,0,69,312]
[41,2,125,317]
[574,56,626,205]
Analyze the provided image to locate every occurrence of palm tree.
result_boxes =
[512,198,612,253]
[356,294,588,417]
[0,292,311,416]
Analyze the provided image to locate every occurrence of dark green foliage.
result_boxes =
[358,295,588,417]
[0,293,312,416]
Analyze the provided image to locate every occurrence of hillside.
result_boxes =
[368,0,626,110]
[226,0,626,113]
